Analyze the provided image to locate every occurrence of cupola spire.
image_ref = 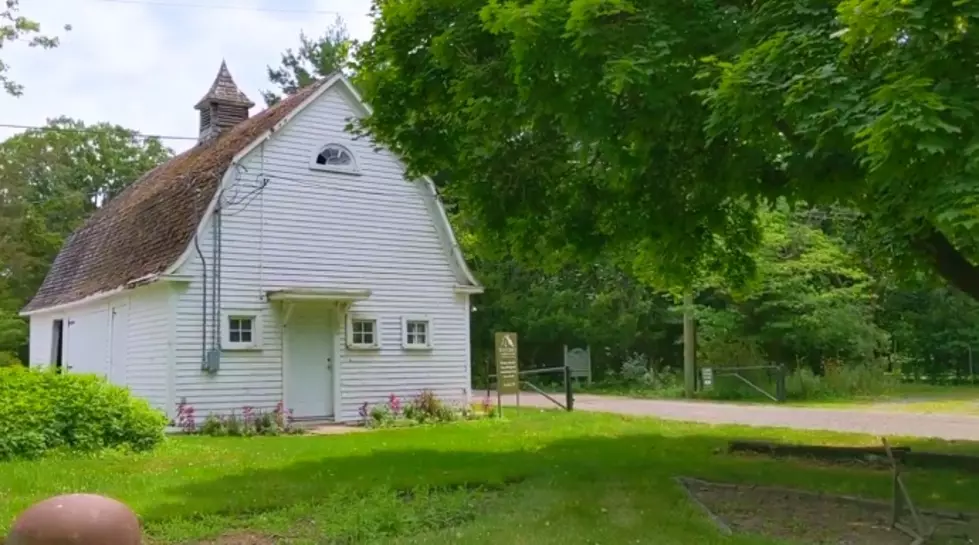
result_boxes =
[194,60,254,142]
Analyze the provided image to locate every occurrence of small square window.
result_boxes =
[346,316,379,349]
[222,312,261,351]
[229,318,253,344]
[402,317,433,349]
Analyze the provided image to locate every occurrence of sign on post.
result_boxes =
[564,345,592,384]
[495,332,519,395]
[701,367,714,389]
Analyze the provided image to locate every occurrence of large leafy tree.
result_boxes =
[262,15,354,106]
[696,203,887,369]
[354,0,979,301]
[0,118,171,361]
[2,0,69,96]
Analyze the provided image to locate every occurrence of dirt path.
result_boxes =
[502,393,979,441]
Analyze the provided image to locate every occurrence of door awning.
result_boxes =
[267,288,372,302]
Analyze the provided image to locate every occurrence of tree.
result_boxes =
[696,203,887,370]
[262,15,354,106]
[353,0,979,302]
[0,118,172,360]
[2,0,69,96]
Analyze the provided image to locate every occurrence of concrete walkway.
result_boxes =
[502,393,979,441]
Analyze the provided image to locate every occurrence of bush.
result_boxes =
[0,352,22,367]
[0,366,167,461]
[620,352,650,383]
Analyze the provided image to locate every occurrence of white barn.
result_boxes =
[21,64,482,423]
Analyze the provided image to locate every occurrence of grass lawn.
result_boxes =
[788,383,979,414]
[2,410,979,544]
[561,380,979,415]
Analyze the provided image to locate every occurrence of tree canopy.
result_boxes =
[0,118,171,362]
[261,15,355,106]
[354,0,979,300]
[1,0,69,96]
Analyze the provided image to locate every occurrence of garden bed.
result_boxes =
[678,477,978,544]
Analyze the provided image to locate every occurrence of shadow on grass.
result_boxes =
[139,428,975,528]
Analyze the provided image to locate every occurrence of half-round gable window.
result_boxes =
[311,143,358,173]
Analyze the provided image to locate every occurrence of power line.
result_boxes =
[88,0,349,15]
[0,123,198,142]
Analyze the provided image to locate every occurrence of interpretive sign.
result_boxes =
[495,332,519,394]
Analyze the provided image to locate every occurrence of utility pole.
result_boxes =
[683,292,696,397]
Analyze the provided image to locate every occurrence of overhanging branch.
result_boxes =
[912,225,979,301]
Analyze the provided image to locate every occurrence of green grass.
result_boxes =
[788,383,979,413]
[3,410,979,544]
[562,379,979,416]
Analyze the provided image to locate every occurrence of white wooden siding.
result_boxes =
[172,224,286,416]
[109,300,129,385]
[125,286,171,413]
[27,289,170,414]
[174,85,472,421]
[28,313,54,368]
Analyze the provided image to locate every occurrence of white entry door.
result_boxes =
[285,305,335,419]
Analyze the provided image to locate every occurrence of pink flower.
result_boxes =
[388,394,402,415]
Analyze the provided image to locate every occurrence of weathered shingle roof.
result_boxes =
[23,82,323,314]
[194,60,255,109]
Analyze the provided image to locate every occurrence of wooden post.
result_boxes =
[882,437,931,542]
[683,293,696,397]
[565,365,574,411]
[776,364,787,402]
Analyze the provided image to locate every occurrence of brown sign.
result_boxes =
[495,332,519,394]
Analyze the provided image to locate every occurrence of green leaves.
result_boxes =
[0,118,172,357]
[356,0,979,303]
[262,16,355,106]
[1,0,69,96]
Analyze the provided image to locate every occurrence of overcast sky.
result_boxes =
[0,0,374,154]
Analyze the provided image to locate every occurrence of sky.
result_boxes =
[0,0,375,154]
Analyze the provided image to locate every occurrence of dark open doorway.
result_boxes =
[50,319,64,372]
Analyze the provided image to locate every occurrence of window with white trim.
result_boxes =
[346,315,379,349]
[310,143,359,174]
[402,316,433,350]
[222,312,261,350]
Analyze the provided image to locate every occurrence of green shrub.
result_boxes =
[0,352,22,367]
[0,366,167,461]
[702,360,899,401]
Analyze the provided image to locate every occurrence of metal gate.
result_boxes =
[701,364,787,402]
[488,366,575,411]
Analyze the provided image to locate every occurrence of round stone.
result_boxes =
[6,493,141,545]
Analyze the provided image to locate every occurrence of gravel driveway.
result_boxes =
[502,393,979,441]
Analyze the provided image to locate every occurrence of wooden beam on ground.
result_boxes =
[728,440,911,461]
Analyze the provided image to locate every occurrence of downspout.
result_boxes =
[211,209,220,355]
[216,208,223,351]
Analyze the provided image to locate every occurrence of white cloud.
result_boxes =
[0,0,374,153]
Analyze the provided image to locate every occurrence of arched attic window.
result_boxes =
[310,143,359,174]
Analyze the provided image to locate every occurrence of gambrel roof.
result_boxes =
[22,84,322,314]
[22,74,480,315]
